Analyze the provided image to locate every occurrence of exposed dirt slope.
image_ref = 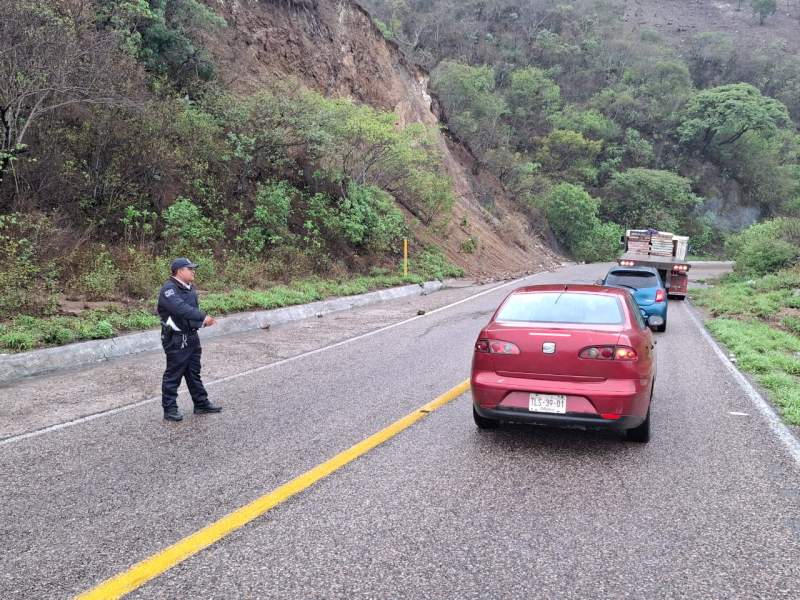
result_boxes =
[204,0,558,277]
[624,0,800,54]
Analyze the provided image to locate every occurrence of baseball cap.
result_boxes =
[170,257,199,273]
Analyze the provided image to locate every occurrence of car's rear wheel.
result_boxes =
[625,408,651,443]
[473,406,499,429]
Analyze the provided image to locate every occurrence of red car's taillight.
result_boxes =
[655,288,666,303]
[579,345,638,361]
[475,339,521,354]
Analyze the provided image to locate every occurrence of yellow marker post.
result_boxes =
[403,238,409,277]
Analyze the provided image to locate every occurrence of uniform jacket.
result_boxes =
[157,277,206,333]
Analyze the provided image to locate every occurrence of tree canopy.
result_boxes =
[678,83,790,150]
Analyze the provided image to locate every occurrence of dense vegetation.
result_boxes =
[4,0,800,353]
[0,0,459,342]
[366,0,800,260]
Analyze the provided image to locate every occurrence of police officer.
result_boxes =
[157,257,221,421]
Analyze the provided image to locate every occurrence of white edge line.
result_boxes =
[0,276,530,448]
[683,302,800,466]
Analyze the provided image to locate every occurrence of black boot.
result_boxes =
[194,401,222,414]
[164,409,184,422]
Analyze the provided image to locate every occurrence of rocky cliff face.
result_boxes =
[204,0,558,276]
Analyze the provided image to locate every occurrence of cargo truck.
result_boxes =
[618,230,690,300]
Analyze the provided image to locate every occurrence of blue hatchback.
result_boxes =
[602,266,668,331]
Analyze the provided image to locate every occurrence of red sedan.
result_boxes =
[471,284,661,442]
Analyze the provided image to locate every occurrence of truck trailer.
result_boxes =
[618,230,690,299]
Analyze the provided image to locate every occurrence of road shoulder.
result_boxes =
[0,281,498,441]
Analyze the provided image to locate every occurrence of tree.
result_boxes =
[545,183,601,247]
[535,129,602,184]
[601,168,702,233]
[751,0,777,25]
[95,0,226,86]
[543,182,621,262]
[678,83,790,151]
[504,67,561,146]
[431,61,509,156]
[0,1,128,187]
[623,59,695,127]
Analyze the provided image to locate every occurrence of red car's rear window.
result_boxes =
[497,292,624,325]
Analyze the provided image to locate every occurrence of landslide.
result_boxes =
[202,0,559,277]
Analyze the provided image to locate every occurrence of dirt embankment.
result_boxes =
[204,0,559,277]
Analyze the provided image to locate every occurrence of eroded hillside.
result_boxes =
[203,0,559,276]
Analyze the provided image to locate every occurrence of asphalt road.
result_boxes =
[2,262,799,599]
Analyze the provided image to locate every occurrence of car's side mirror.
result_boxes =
[647,315,664,331]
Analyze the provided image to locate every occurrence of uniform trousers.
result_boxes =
[161,330,209,411]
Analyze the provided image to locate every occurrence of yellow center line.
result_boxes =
[76,379,472,600]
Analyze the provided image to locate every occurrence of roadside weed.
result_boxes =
[0,269,447,353]
[695,267,800,426]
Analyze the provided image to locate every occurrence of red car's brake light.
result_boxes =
[655,288,666,303]
[600,413,622,420]
[475,339,521,355]
[579,345,638,361]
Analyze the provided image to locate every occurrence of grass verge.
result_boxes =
[692,267,800,426]
[0,259,463,353]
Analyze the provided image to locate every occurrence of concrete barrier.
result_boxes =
[0,281,445,386]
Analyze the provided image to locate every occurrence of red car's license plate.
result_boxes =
[529,394,567,414]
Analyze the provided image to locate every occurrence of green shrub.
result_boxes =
[406,172,455,226]
[735,238,798,276]
[461,237,478,254]
[0,214,59,315]
[373,19,394,40]
[162,198,223,256]
[0,331,37,351]
[89,320,115,339]
[413,247,464,280]
[548,106,620,141]
[78,249,122,300]
[254,181,293,239]
[640,29,661,43]
[41,325,75,346]
[726,219,800,275]
[117,249,167,299]
[573,222,623,263]
[335,183,407,253]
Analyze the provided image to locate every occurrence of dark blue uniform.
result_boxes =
[157,277,209,413]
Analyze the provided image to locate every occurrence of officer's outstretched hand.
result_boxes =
[203,315,217,327]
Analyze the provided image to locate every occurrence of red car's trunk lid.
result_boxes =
[484,323,623,381]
